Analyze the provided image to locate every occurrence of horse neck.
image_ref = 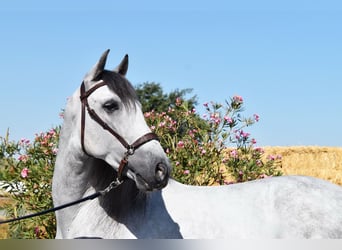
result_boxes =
[53,122,92,203]
[53,91,92,198]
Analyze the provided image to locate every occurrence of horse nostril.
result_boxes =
[155,163,168,182]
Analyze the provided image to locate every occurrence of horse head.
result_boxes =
[75,50,170,191]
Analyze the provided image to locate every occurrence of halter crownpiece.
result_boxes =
[79,81,159,180]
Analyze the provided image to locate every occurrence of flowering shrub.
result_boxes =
[144,95,282,185]
[0,128,59,238]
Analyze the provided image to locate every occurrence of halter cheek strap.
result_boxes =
[79,81,159,179]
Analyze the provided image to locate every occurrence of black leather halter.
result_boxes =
[79,81,159,179]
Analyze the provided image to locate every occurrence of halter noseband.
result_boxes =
[80,81,159,180]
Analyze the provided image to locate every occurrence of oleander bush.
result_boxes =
[144,96,282,185]
[0,128,59,238]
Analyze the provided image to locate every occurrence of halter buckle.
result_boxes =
[99,178,123,195]
[126,146,135,156]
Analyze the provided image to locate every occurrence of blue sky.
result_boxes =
[0,1,341,146]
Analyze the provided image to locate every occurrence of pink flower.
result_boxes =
[34,227,40,237]
[224,180,235,185]
[210,113,221,125]
[18,154,29,163]
[254,147,265,154]
[21,168,29,178]
[158,121,166,128]
[240,131,250,139]
[176,97,182,106]
[251,138,257,144]
[188,130,195,138]
[19,138,30,145]
[260,173,269,179]
[268,155,276,161]
[48,129,56,136]
[203,102,209,107]
[253,114,260,122]
[230,149,238,158]
[52,148,58,155]
[177,141,185,148]
[268,154,282,161]
[183,169,190,175]
[233,95,243,103]
[224,116,233,124]
[41,139,48,146]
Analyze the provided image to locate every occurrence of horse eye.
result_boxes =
[103,101,119,112]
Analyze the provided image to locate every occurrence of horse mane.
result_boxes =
[97,70,139,109]
[89,158,147,221]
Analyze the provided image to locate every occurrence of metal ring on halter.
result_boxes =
[126,146,135,156]
[99,178,123,195]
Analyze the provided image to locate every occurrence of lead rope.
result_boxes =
[0,178,122,225]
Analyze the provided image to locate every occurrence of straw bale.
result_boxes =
[263,146,342,186]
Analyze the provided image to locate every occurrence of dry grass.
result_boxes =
[0,197,11,239]
[0,222,8,239]
[263,146,342,186]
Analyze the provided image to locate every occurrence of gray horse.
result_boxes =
[52,50,342,238]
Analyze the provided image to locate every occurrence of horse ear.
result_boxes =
[85,49,110,81]
[114,54,129,76]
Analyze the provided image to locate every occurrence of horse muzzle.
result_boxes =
[126,162,170,191]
